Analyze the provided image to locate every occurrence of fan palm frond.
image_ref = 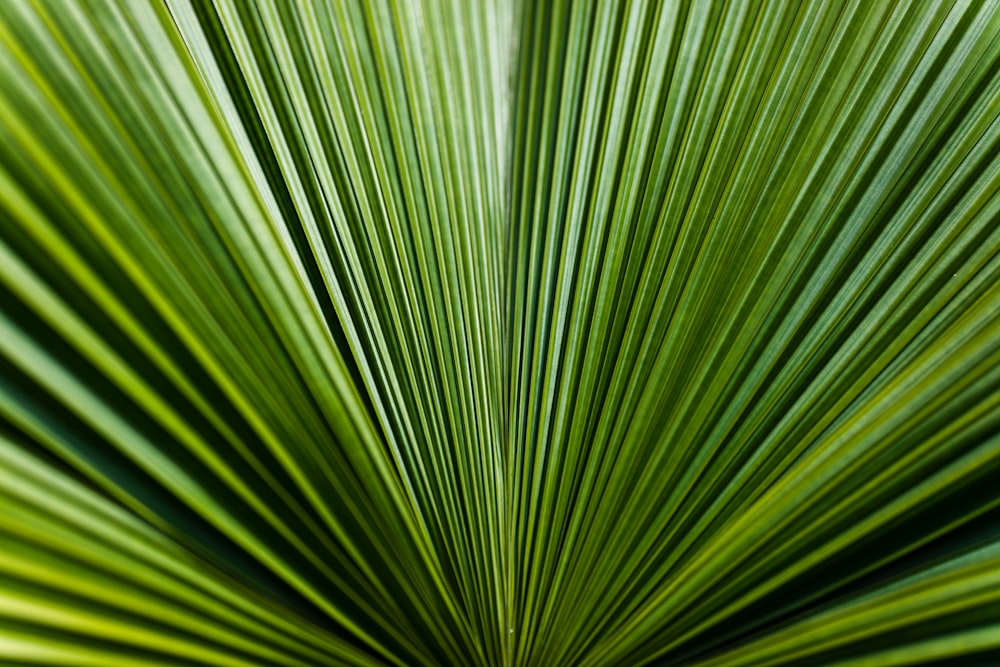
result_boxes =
[2,0,1000,665]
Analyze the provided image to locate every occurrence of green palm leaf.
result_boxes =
[2,0,999,665]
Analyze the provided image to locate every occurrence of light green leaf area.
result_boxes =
[1,0,999,665]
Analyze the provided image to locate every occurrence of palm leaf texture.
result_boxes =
[2,0,1000,664]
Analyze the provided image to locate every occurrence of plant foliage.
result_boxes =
[2,0,1000,665]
